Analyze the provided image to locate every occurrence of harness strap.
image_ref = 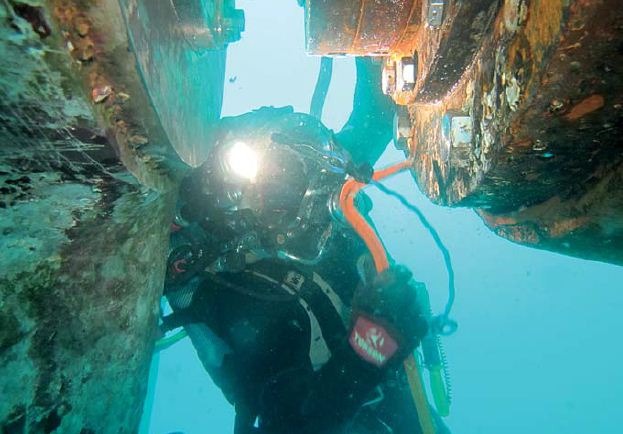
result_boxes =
[248,262,348,355]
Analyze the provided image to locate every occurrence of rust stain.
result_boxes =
[564,94,605,121]
[47,0,181,191]
[546,217,590,238]
[523,0,564,55]
[507,0,564,89]
[92,85,113,103]
[496,225,541,244]
[490,216,518,226]
[479,212,517,227]
[512,139,534,149]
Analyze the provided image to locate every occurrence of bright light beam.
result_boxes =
[226,141,259,181]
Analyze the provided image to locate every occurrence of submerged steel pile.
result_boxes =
[0,0,186,432]
[119,0,243,166]
[306,0,623,265]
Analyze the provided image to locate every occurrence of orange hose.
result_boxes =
[338,159,412,272]
[339,159,436,434]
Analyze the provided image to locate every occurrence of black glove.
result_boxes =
[349,265,427,368]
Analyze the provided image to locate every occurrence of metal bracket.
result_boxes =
[441,113,472,161]
[428,0,446,28]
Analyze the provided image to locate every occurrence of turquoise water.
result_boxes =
[144,1,623,433]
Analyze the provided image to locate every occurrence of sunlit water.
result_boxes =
[144,1,623,433]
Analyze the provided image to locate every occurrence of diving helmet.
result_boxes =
[181,106,351,267]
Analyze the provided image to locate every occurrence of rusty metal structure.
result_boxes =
[0,0,238,432]
[1,0,620,431]
[305,0,623,266]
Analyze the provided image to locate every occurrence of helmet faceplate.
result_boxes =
[187,107,350,266]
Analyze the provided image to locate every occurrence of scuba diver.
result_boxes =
[159,59,453,434]
[162,105,429,434]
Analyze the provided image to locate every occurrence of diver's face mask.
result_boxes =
[200,135,349,266]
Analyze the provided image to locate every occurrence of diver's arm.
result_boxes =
[256,331,387,434]
[335,57,396,166]
[303,266,427,428]
[300,342,387,431]
[258,266,427,433]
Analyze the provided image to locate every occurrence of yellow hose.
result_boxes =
[405,355,437,434]
[430,367,450,417]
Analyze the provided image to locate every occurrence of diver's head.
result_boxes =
[186,107,350,266]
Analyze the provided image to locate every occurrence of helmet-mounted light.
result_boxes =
[224,141,259,182]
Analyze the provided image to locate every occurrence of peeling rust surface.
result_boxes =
[411,0,623,263]
[306,0,623,265]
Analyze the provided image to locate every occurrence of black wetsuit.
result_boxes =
[160,56,424,434]
[164,227,422,434]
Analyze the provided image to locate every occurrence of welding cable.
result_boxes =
[371,181,457,335]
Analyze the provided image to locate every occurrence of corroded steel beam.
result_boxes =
[306,0,623,266]
[305,0,422,56]
[479,160,623,266]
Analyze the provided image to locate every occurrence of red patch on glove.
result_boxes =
[349,316,398,367]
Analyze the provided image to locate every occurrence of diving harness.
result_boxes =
[158,158,457,434]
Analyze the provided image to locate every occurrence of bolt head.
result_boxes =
[441,113,472,161]
[393,106,412,150]
[396,56,418,92]
[382,60,397,95]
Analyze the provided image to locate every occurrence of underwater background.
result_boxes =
[141,1,623,433]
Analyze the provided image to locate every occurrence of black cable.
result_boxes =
[309,57,333,119]
[371,181,456,333]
